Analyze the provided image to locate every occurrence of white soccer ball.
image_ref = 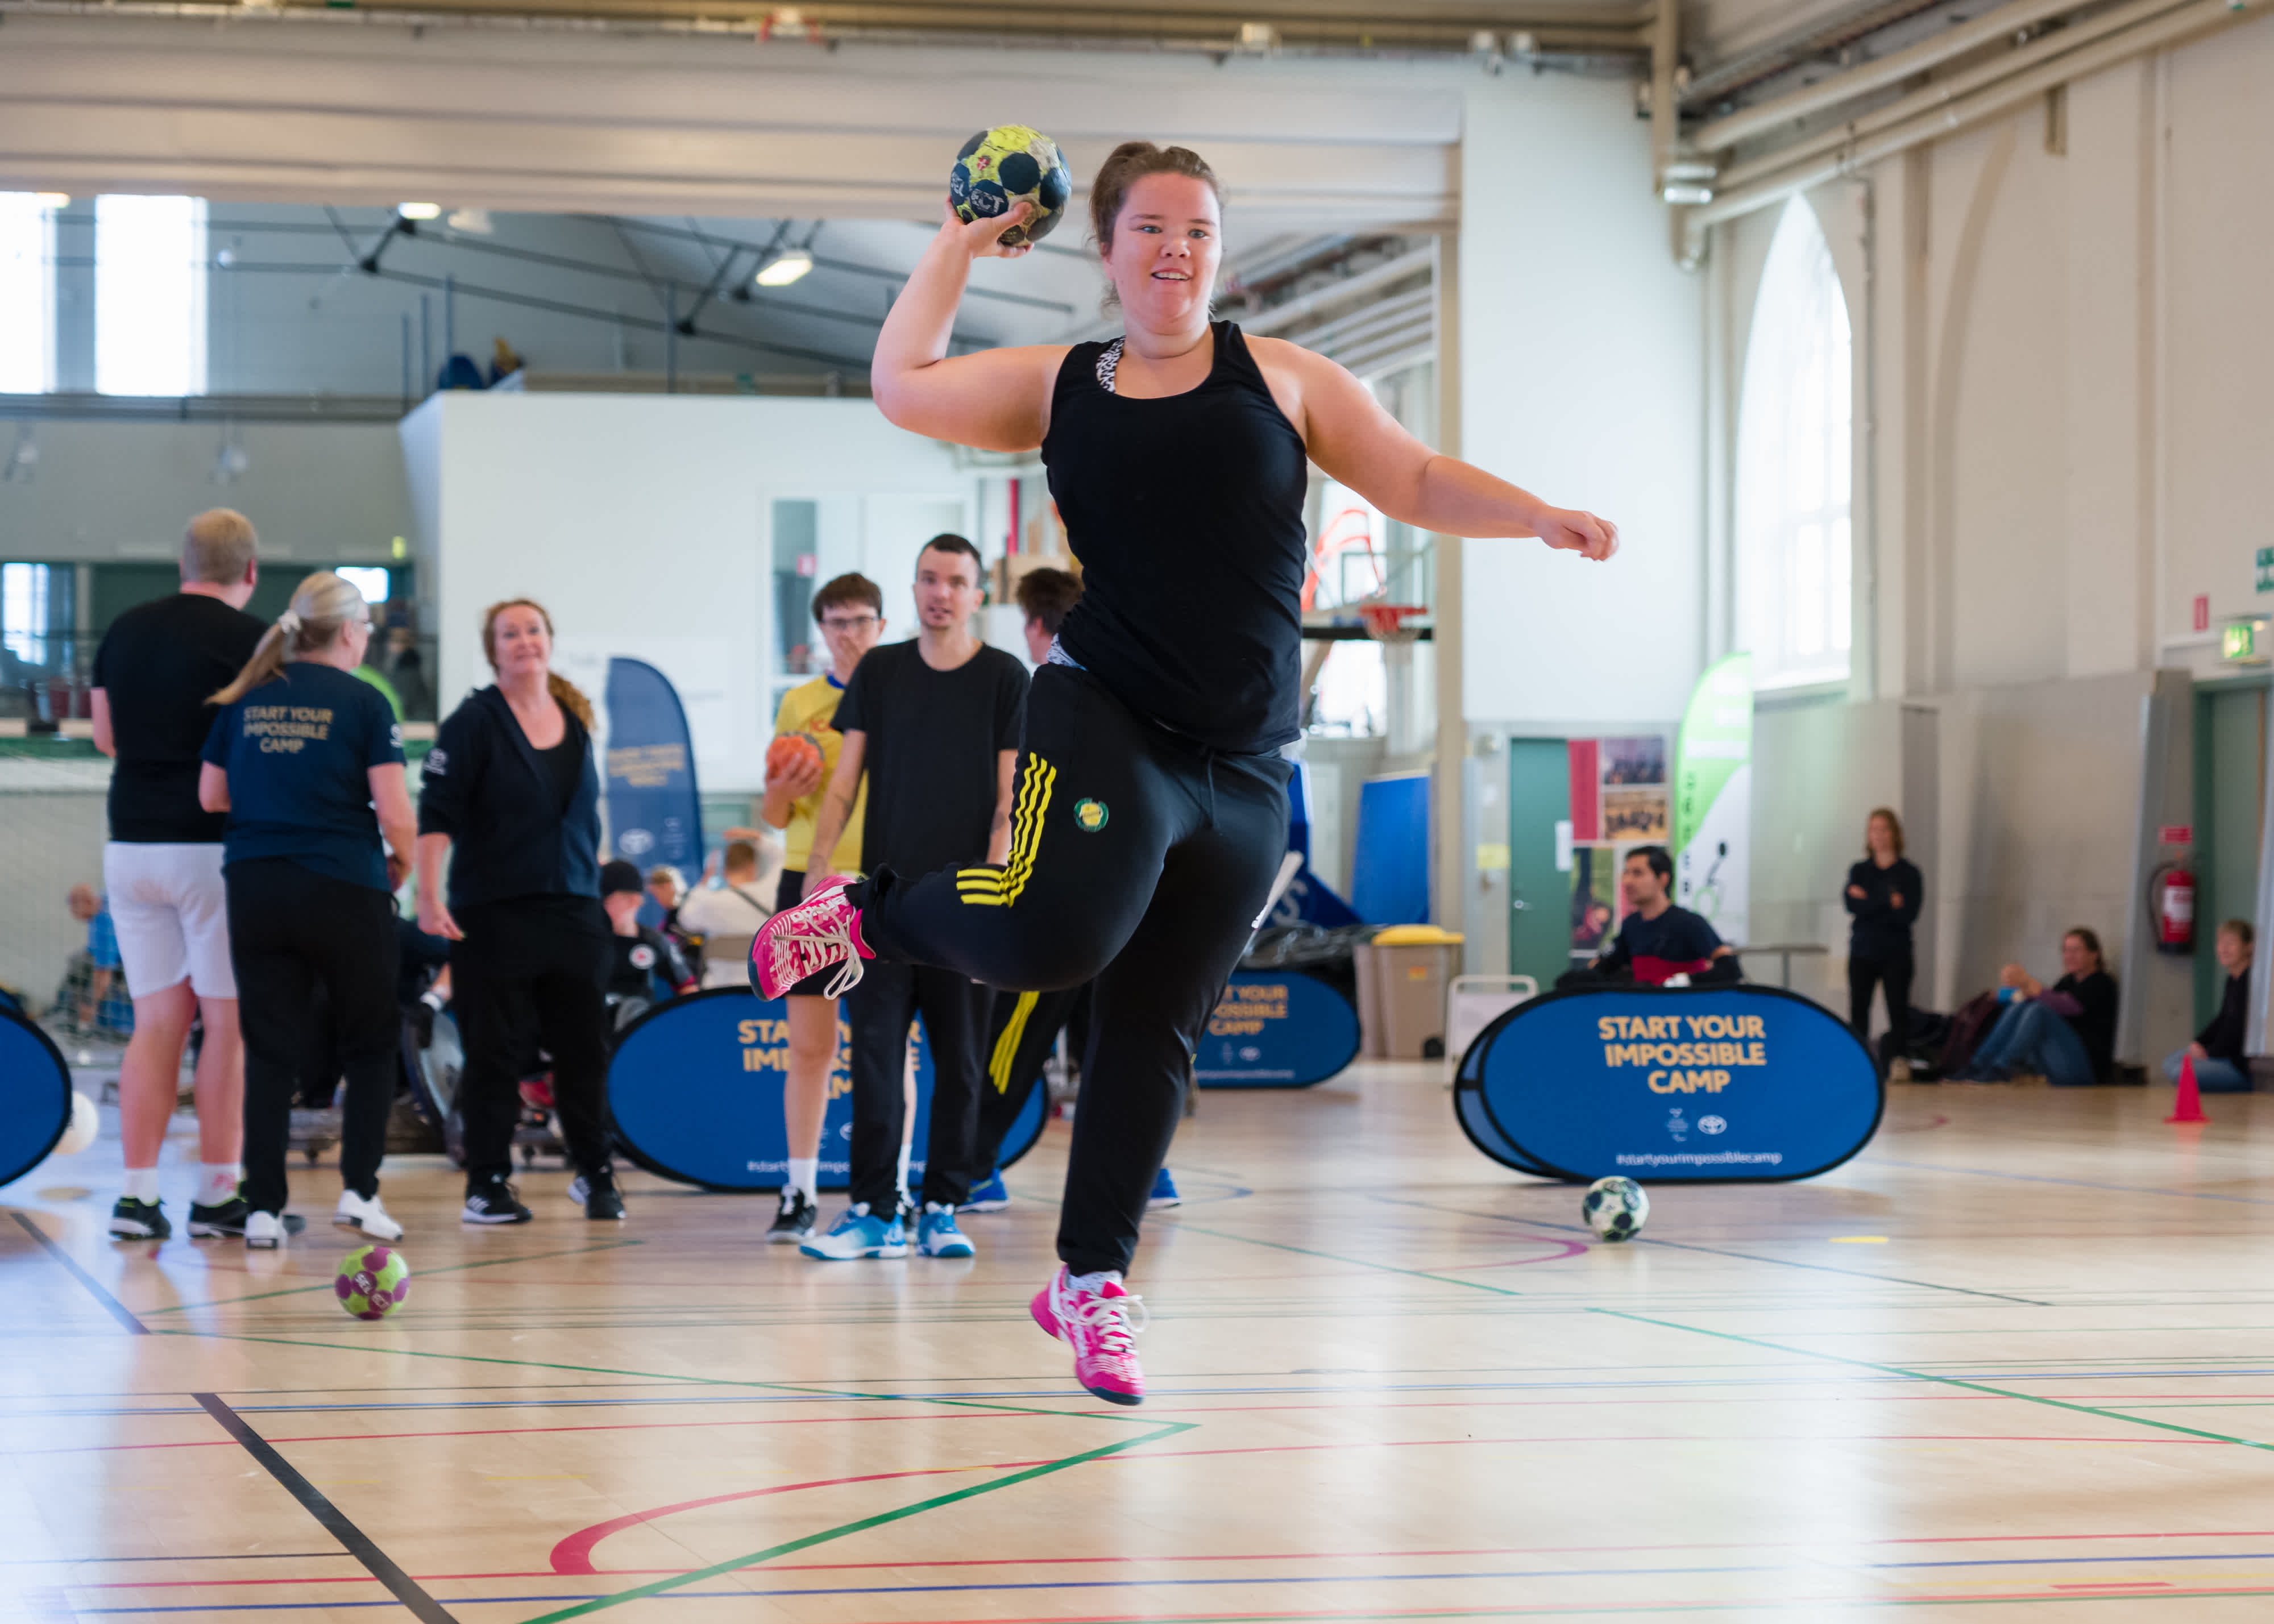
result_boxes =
[55,1091,99,1157]
[1582,1175,1648,1241]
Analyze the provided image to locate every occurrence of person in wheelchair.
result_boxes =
[1561,845,1741,990]
[600,859,698,1033]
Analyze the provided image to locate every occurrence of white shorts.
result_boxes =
[102,842,236,1001]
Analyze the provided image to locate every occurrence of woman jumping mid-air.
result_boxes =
[754,141,1619,1403]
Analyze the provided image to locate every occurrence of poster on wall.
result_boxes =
[1673,651,1753,949]
[1569,844,1616,954]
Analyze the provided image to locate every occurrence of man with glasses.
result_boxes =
[756,572,887,1242]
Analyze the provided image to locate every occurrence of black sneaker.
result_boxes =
[767,1187,818,1244]
[463,1173,534,1225]
[109,1196,170,1240]
[190,1193,304,1239]
[569,1168,625,1221]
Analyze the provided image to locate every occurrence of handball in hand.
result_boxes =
[766,731,825,786]
[950,125,1072,248]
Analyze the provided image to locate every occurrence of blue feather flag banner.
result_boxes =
[603,657,703,871]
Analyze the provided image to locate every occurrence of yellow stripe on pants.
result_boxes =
[988,990,1040,1094]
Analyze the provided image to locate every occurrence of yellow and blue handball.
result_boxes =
[335,1243,410,1320]
[949,125,1072,248]
[1582,1176,1649,1242]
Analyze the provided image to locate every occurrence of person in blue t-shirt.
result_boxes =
[200,571,417,1250]
[1589,845,1742,987]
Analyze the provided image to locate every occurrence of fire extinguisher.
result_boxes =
[2148,859,2195,955]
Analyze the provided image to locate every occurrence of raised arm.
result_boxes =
[800,729,867,900]
[1258,337,1617,560]
[871,203,1068,452]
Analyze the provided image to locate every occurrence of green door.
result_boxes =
[2192,682,2265,1025]
[1508,738,1571,988]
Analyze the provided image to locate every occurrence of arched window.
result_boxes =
[1736,197,1852,689]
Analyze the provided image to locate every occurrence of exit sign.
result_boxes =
[2223,620,2269,663]
[2259,547,2274,593]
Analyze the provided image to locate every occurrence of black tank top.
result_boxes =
[1044,321,1309,753]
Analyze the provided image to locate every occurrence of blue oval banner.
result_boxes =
[1196,970,1360,1089]
[0,1005,72,1191]
[1463,985,1882,1182]
[608,988,1046,1191]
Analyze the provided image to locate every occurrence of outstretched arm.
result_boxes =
[1259,337,1618,560]
[872,203,1069,452]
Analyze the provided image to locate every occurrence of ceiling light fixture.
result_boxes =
[396,202,442,221]
[31,193,69,210]
[754,249,814,287]
[446,208,494,235]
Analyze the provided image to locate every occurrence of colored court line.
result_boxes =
[191,1392,457,1624]
[1862,1155,2274,1206]
[12,1211,150,1334]
[140,1239,648,1315]
[1368,1195,2047,1305]
[517,1419,1196,1624]
[1593,1310,2274,1455]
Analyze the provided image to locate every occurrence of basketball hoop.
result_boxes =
[1357,602,1426,645]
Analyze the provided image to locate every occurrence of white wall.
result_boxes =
[1458,73,1706,728]
[403,391,973,792]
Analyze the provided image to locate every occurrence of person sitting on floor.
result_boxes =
[2164,918,2255,1094]
[1951,926,2118,1087]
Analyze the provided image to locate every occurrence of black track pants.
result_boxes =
[451,896,616,1184]
[226,858,401,1216]
[843,960,987,1212]
[1849,951,1913,1047]
[975,983,1091,1177]
[857,664,1290,1275]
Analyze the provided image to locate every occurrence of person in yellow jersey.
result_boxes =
[759,572,885,1241]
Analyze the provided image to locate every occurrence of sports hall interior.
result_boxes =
[6,1,2274,1618]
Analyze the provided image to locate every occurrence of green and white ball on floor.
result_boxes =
[335,1244,410,1320]
[1582,1176,1648,1241]
[949,124,1072,247]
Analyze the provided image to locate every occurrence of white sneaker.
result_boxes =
[335,1190,404,1241]
[244,1210,285,1250]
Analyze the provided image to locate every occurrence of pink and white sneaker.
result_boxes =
[748,875,872,1000]
[1031,1264,1147,1405]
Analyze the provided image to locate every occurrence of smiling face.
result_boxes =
[913,544,984,631]
[1100,172,1221,331]
[487,604,552,680]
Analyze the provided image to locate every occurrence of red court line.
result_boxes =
[72,1530,2274,1590]
[20,1406,1003,1456]
[549,1459,1056,1574]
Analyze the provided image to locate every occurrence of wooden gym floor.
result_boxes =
[7,1069,2274,1622]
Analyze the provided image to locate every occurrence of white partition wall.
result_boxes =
[400,391,973,792]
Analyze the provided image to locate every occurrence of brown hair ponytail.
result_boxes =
[209,570,369,706]
[481,597,595,732]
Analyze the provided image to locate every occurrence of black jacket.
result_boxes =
[1845,857,1923,959]
[2198,971,2250,1063]
[417,685,602,910]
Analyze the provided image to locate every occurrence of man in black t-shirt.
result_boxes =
[800,534,1027,1260]
[1584,845,1741,987]
[90,509,267,1241]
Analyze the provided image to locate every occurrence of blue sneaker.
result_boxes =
[1147,1168,1182,1209]
[800,1202,909,1260]
[965,1172,1010,1212]
[916,1202,975,1258]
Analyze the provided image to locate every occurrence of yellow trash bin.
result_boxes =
[1353,925,1466,1059]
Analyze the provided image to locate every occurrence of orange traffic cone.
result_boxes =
[2167,1052,2209,1124]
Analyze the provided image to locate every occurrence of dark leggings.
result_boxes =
[226,858,401,1216]
[857,664,1288,1276]
[1849,951,1914,1046]
[844,960,987,1212]
[451,895,616,1184]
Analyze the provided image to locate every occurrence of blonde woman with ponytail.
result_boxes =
[415,599,624,1225]
[197,571,416,1249]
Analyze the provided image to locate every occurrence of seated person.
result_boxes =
[1572,845,1741,987]
[1952,926,2117,1086]
[2164,918,2255,1093]
[601,859,698,1012]
[676,832,775,990]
